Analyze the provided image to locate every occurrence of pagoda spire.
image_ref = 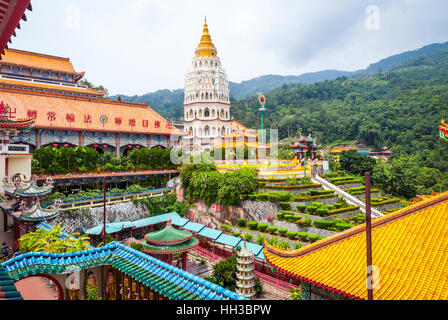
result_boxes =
[195,18,217,57]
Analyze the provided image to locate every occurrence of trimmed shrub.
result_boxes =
[308,234,319,242]
[257,193,269,201]
[286,231,297,239]
[302,216,312,227]
[279,202,291,210]
[306,206,317,214]
[298,232,308,241]
[248,194,258,201]
[316,208,329,216]
[276,212,285,220]
[312,202,324,208]
[289,215,301,223]
[247,221,258,230]
[278,228,288,235]
[313,220,336,229]
[296,205,307,213]
[326,205,335,211]
[334,223,353,231]
[267,226,278,234]
[221,224,231,232]
[237,218,246,228]
[232,231,241,237]
[258,223,268,232]
[327,206,360,215]
[334,203,342,209]
[267,193,279,202]
[283,214,292,221]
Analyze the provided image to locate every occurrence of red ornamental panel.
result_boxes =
[7,107,17,119]
[84,114,92,123]
[27,110,37,119]
[154,121,161,128]
[129,119,136,127]
[66,113,75,123]
[142,120,149,128]
[47,112,56,122]
[166,122,173,129]
[115,117,122,125]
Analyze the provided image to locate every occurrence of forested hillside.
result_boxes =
[232,49,448,171]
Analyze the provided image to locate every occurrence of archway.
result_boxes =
[15,274,64,300]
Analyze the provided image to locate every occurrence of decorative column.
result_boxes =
[147,134,151,149]
[36,129,41,148]
[79,132,84,147]
[115,133,120,157]
[182,252,188,271]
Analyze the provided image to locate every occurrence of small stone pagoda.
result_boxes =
[140,219,199,271]
[235,242,256,299]
[0,175,61,248]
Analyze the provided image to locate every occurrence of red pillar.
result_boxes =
[5,157,9,178]
[79,132,84,147]
[169,254,173,265]
[182,252,188,271]
[147,135,151,149]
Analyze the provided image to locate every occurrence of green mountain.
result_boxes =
[111,41,448,124]
[232,48,448,171]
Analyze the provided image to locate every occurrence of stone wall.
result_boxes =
[261,186,323,195]
[372,202,401,212]
[241,201,280,223]
[271,220,338,238]
[352,192,382,201]
[48,202,151,234]
[336,183,364,189]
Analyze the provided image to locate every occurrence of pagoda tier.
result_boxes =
[141,220,199,255]
[235,242,256,299]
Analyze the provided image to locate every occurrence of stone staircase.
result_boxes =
[312,176,384,219]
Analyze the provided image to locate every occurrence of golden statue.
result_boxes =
[105,269,116,300]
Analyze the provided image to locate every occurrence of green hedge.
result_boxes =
[279,202,291,210]
[298,232,308,240]
[334,223,353,231]
[276,212,285,220]
[278,228,288,235]
[237,218,246,227]
[327,206,360,215]
[267,226,278,234]
[221,224,231,232]
[286,231,297,239]
[232,231,241,237]
[247,221,258,230]
[308,234,319,242]
[258,223,268,232]
[316,208,329,216]
[371,199,401,207]
[296,205,307,213]
[313,220,336,229]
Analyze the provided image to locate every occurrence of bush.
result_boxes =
[293,242,303,250]
[258,223,268,232]
[256,193,269,201]
[334,223,353,231]
[279,202,291,210]
[298,232,308,241]
[334,203,342,209]
[267,193,279,202]
[276,212,285,220]
[302,216,312,227]
[306,206,317,214]
[267,226,277,234]
[313,220,336,229]
[256,234,265,245]
[296,205,307,213]
[316,208,329,216]
[278,228,288,235]
[289,215,301,223]
[326,205,335,211]
[244,233,253,241]
[248,194,258,201]
[221,224,231,232]
[232,231,241,237]
[247,221,258,230]
[237,218,246,228]
[286,231,297,239]
[308,234,319,242]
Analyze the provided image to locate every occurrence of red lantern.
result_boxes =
[52,144,58,147]
[128,145,132,149]
[136,146,140,149]
[93,144,98,148]
[64,144,69,147]
[103,144,107,148]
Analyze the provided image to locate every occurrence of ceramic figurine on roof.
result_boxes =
[291,134,320,161]
[140,219,199,271]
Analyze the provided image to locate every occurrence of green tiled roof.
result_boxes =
[0,265,22,300]
[144,226,192,243]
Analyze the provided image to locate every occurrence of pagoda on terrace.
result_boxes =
[0,175,61,249]
[291,134,320,161]
[140,219,199,271]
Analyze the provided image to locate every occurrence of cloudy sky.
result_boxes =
[10,0,448,95]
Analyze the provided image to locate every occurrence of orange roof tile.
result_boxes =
[0,78,104,96]
[0,49,78,74]
[231,120,248,131]
[0,87,179,135]
[264,192,448,300]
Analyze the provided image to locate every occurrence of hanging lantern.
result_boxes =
[128,145,132,149]
[103,144,107,149]
[136,145,140,149]
[64,144,69,147]
[52,143,58,148]
[93,144,98,148]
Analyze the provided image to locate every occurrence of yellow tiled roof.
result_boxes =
[264,192,448,300]
[1,49,78,74]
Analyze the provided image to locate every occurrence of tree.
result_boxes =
[339,150,377,176]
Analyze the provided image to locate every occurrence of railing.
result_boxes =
[254,270,299,291]
[194,246,224,262]
[59,187,174,210]
[312,176,383,218]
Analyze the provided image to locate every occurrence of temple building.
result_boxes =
[0,48,183,157]
[182,19,232,152]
